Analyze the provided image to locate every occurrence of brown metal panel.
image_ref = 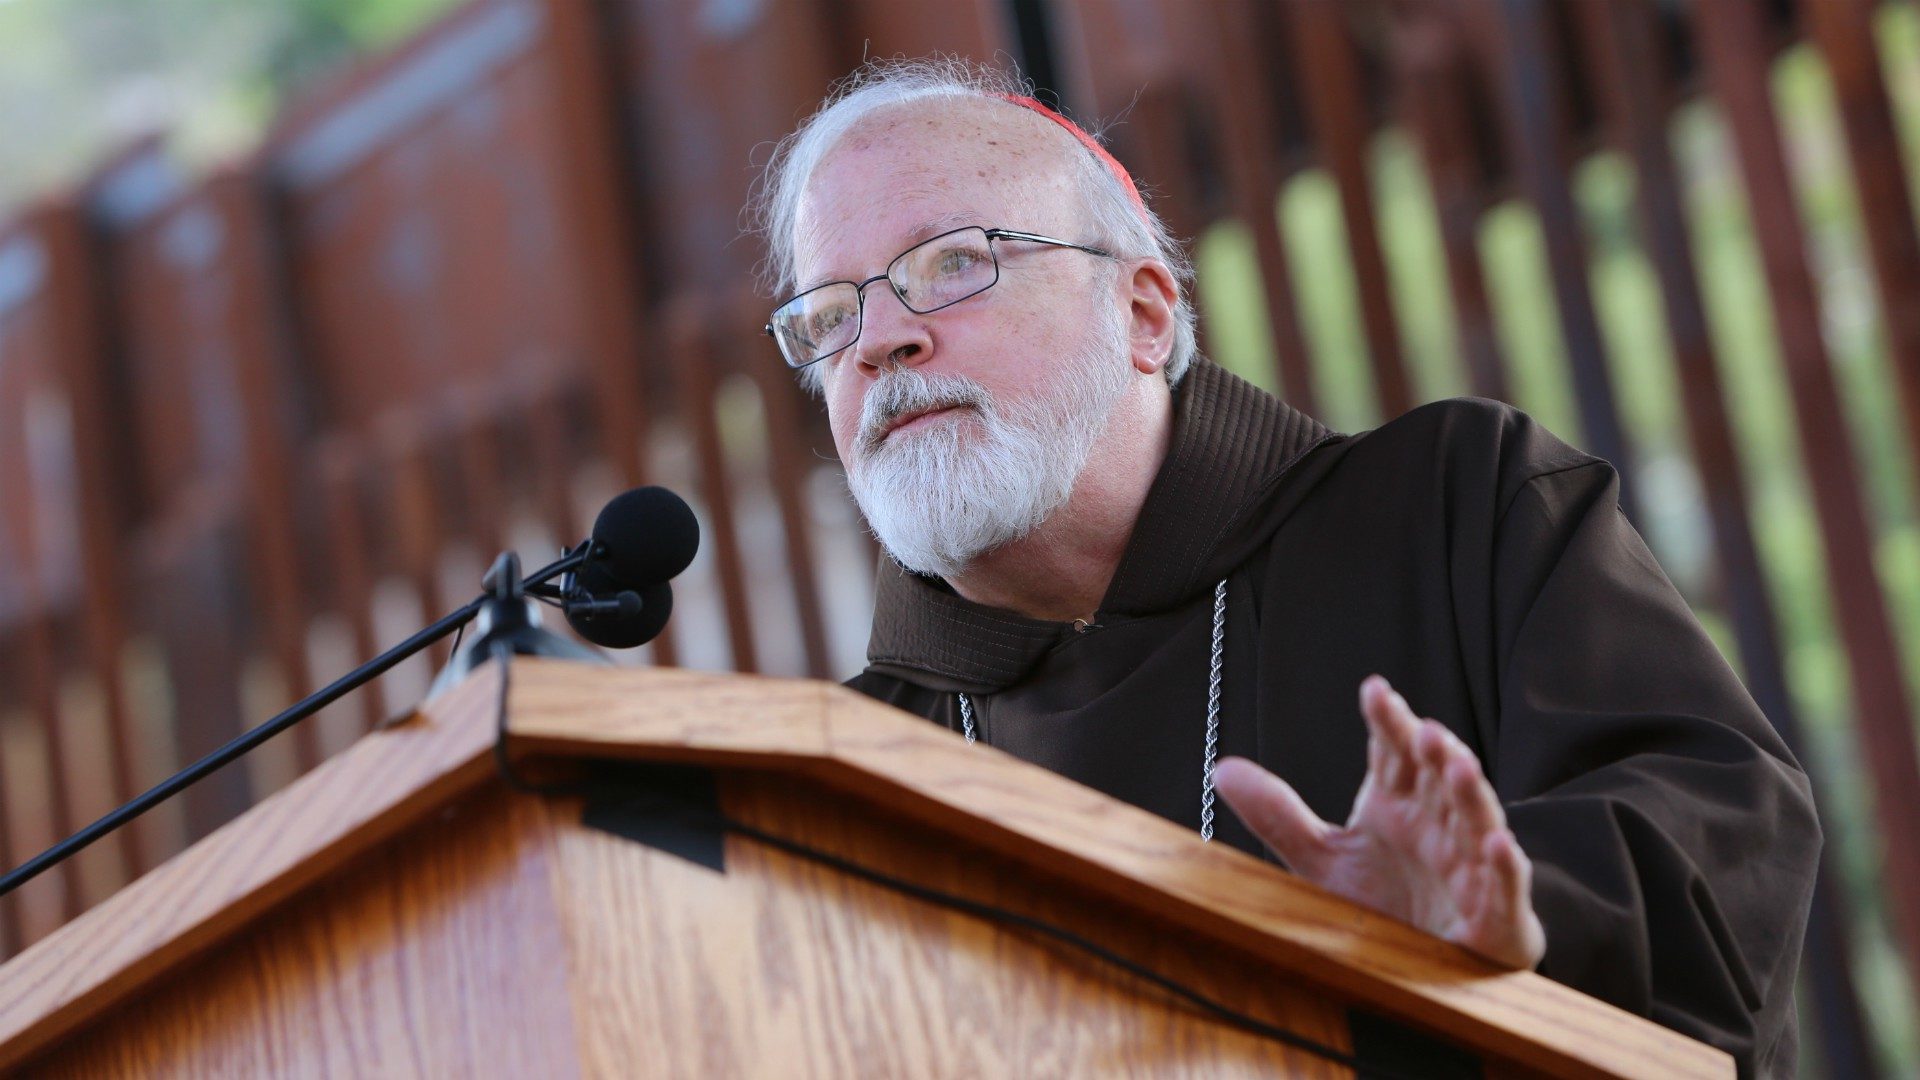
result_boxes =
[534,0,653,491]
[210,172,325,738]
[533,373,585,551]
[1801,0,1920,496]
[1479,0,1641,520]
[1047,0,1215,375]
[0,227,81,633]
[446,388,508,560]
[0,209,144,894]
[133,504,256,846]
[1693,0,1920,998]
[4,613,79,941]
[825,0,1013,63]
[1050,0,1210,235]
[1192,0,1323,414]
[264,0,637,463]
[1576,3,1877,1072]
[0,744,12,962]
[668,297,758,673]
[374,415,453,671]
[0,647,13,960]
[316,442,384,734]
[39,205,143,869]
[1060,0,1315,399]
[1288,0,1416,417]
[612,0,840,301]
[260,0,669,673]
[0,226,87,928]
[538,0,683,666]
[13,617,80,927]
[733,297,834,681]
[1384,3,1512,403]
[97,169,323,773]
[96,216,232,520]
[85,153,268,842]
[267,0,580,424]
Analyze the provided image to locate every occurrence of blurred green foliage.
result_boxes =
[0,0,458,212]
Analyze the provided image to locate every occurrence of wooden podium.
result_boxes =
[0,661,1730,1077]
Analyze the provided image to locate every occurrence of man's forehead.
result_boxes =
[791,99,1084,282]
[906,209,992,240]
[832,96,1063,158]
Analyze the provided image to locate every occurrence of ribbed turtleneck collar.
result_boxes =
[863,360,1339,693]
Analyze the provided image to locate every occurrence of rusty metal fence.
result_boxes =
[0,0,1915,1072]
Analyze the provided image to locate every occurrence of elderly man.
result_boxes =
[754,61,1817,1075]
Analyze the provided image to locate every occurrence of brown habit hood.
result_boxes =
[848,360,1819,1076]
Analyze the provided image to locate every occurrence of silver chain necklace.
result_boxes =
[957,578,1230,842]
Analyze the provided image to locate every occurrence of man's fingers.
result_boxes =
[1359,676,1419,753]
[1360,675,1421,795]
[1438,744,1497,868]
[1463,830,1545,970]
[1347,682,1546,970]
[1449,748,1505,836]
[1414,720,1453,806]
[1487,829,1534,922]
[1213,756,1332,877]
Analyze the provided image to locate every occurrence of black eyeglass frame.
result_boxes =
[763,226,1117,370]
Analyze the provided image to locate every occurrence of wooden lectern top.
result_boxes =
[0,660,1731,1078]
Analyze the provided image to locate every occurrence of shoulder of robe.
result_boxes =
[1337,397,1610,524]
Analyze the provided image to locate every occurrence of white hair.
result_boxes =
[749,57,1198,393]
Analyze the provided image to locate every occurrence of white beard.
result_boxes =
[845,308,1135,579]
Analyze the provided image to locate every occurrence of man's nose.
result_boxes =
[852,284,933,378]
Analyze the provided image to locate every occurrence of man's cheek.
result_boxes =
[827,404,861,463]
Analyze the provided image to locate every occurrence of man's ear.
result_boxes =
[1125,260,1179,375]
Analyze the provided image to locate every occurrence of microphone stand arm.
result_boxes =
[0,547,589,901]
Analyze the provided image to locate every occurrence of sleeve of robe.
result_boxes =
[1487,458,1820,1078]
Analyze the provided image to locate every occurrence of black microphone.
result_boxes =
[566,563,674,648]
[584,486,700,588]
[563,486,697,648]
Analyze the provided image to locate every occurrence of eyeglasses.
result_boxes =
[765,226,1115,369]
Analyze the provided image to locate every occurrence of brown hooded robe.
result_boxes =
[847,360,1819,1076]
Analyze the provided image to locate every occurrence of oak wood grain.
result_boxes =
[21,790,580,1077]
[0,660,1730,1078]
[505,660,1732,1079]
[21,769,1358,1078]
[0,665,507,1071]
[552,769,1354,1078]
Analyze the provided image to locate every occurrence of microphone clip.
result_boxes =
[565,591,643,621]
[553,541,643,622]
[427,550,607,699]
[558,536,675,649]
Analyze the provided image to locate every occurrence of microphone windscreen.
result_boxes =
[567,565,673,648]
[591,486,700,587]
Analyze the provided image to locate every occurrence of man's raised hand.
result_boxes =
[1212,675,1546,970]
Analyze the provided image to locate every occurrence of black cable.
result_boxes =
[492,638,553,797]
[0,596,483,899]
[485,649,1411,1079]
[0,546,590,900]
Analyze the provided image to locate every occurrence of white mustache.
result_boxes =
[857,368,992,453]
